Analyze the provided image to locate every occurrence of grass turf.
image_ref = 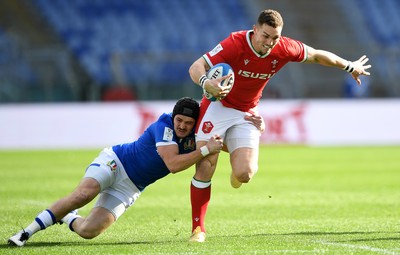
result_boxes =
[0,146,399,254]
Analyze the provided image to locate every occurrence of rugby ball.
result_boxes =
[203,63,235,101]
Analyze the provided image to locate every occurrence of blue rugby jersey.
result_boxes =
[112,113,196,191]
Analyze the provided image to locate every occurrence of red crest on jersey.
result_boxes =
[202,121,214,134]
[271,59,279,70]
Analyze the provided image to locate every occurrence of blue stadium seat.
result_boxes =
[33,0,252,85]
[357,0,400,46]
[350,0,400,84]
[0,29,37,85]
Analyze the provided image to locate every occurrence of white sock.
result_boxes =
[61,212,80,225]
[61,213,81,232]
[24,221,40,237]
[25,209,56,237]
[191,178,211,188]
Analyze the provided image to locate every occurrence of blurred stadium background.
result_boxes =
[1,0,399,103]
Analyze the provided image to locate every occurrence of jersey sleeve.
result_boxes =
[279,37,308,63]
[153,114,177,147]
[203,33,239,67]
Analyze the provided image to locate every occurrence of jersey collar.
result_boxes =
[246,30,270,58]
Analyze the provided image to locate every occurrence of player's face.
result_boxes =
[173,114,196,138]
[252,23,282,55]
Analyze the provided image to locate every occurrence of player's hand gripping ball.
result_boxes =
[203,63,235,101]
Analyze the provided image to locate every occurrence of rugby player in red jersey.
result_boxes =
[188,9,371,242]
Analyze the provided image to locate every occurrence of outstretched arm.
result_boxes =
[305,46,371,85]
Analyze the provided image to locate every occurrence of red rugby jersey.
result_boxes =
[203,30,307,112]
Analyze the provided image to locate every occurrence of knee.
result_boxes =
[233,165,258,183]
[75,224,101,239]
[235,172,251,183]
[78,229,100,240]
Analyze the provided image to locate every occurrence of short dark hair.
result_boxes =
[257,9,284,28]
[172,97,200,121]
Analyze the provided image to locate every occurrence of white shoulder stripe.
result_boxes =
[156,141,177,147]
[302,43,309,62]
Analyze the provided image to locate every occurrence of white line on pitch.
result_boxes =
[317,240,400,255]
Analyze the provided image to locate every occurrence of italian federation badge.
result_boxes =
[107,160,117,172]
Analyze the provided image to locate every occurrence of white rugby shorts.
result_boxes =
[196,101,260,152]
[84,147,141,220]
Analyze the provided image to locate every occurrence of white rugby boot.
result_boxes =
[8,230,30,247]
[189,226,206,242]
[230,173,242,189]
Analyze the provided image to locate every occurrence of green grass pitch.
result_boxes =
[0,146,399,254]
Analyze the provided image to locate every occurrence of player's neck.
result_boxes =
[249,32,270,56]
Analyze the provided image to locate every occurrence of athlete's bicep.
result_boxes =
[304,45,318,63]
[157,144,179,168]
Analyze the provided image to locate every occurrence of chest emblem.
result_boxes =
[271,59,279,71]
[183,137,196,150]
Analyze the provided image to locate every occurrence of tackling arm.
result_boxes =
[157,135,223,173]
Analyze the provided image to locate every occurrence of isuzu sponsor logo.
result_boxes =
[238,70,275,79]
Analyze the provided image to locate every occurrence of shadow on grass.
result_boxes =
[0,239,185,249]
[1,231,399,248]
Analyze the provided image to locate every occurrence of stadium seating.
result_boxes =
[1,0,399,101]
[0,29,39,102]
[353,0,400,47]
[351,0,400,86]
[33,0,252,86]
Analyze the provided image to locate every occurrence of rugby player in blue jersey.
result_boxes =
[8,97,231,246]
